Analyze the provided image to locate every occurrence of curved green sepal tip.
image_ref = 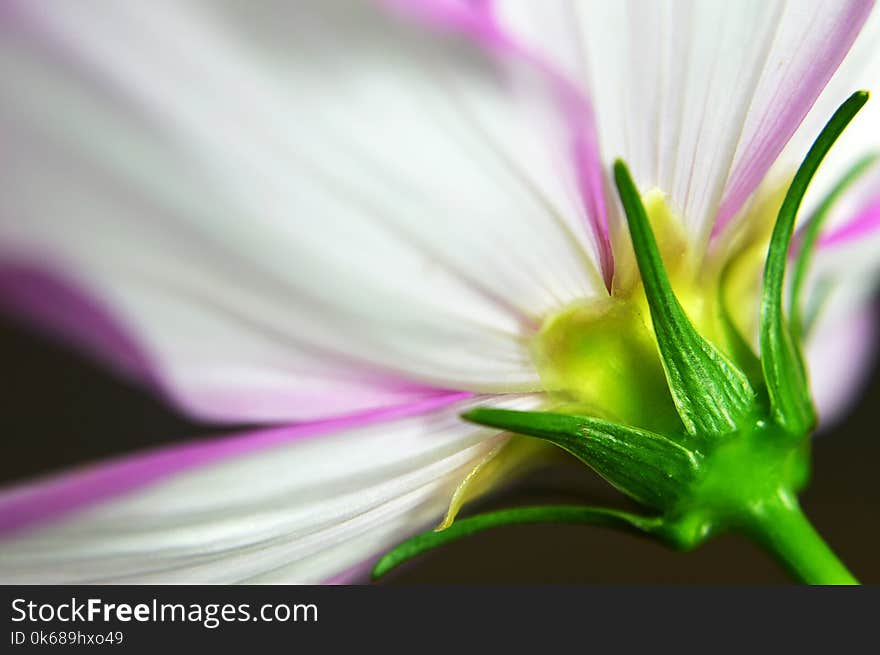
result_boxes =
[760,90,868,435]
[613,160,757,438]
[371,505,661,580]
[462,407,700,509]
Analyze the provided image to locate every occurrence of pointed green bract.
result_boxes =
[613,161,756,437]
[760,90,868,434]
[462,408,700,509]
[789,152,878,342]
[371,505,661,580]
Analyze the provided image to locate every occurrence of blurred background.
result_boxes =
[1,302,878,584]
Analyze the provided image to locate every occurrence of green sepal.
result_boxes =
[371,505,662,580]
[462,408,701,510]
[760,90,868,435]
[613,160,757,437]
[801,276,836,339]
[789,152,879,342]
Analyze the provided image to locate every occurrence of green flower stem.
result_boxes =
[743,494,858,585]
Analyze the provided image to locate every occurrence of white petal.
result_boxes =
[786,157,880,428]
[777,3,880,223]
[492,0,872,246]
[0,1,602,422]
[806,302,877,427]
[0,394,541,583]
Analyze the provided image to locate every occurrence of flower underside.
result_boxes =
[374,91,870,584]
[533,187,780,436]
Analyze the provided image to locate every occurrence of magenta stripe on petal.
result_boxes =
[0,392,473,536]
[712,0,874,237]
[499,43,613,288]
[383,0,613,287]
[819,195,880,247]
[572,125,613,290]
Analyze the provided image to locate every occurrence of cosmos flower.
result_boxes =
[0,0,879,583]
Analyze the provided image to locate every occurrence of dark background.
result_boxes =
[1,305,878,584]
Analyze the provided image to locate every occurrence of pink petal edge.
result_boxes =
[712,0,875,238]
[0,392,473,537]
[0,261,158,387]
[819,194,880,247]
[0,260,468,423]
